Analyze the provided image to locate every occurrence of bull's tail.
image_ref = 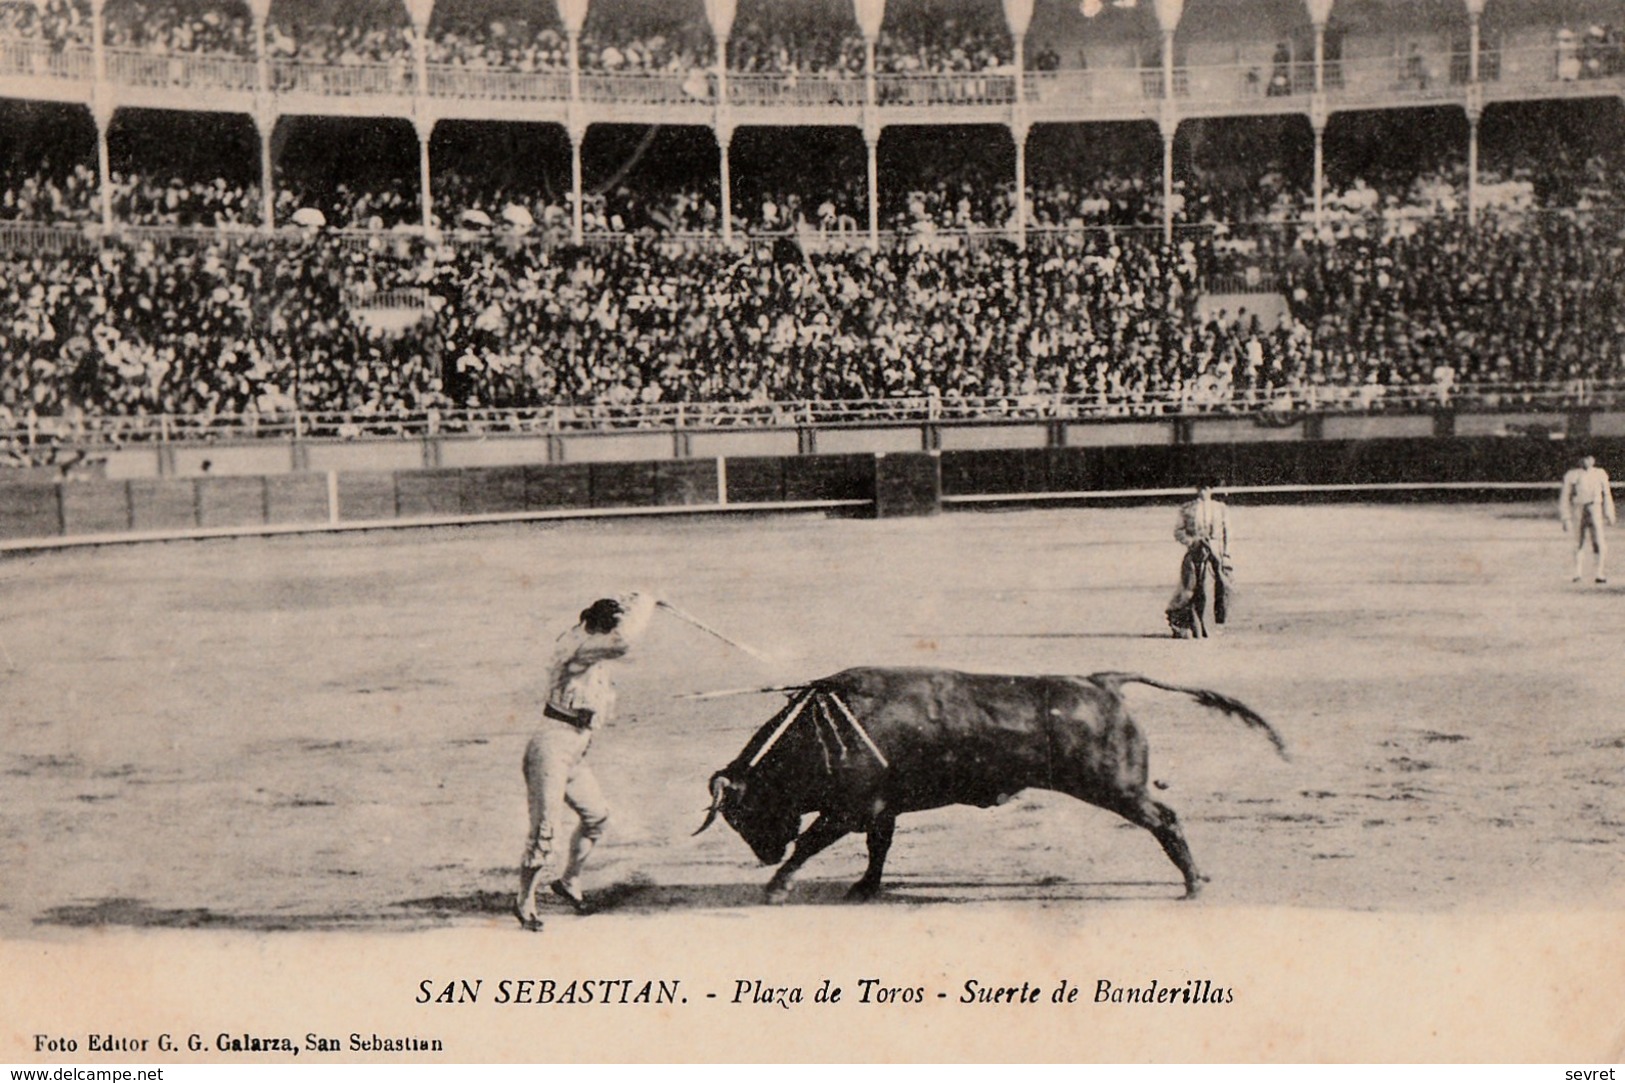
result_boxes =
[1087,672,1289,760]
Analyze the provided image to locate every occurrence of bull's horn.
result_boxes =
[692,774,732,837]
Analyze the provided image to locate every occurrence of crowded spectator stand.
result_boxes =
[7,0,1615,246]
[2,0,1625,469]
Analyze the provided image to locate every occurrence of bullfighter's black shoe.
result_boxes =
[550,879,588,914]
[513,902,543,932]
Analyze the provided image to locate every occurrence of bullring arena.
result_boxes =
[4,497,1625,1061]
[5,0,1625,1063]
[4,494,1625,925]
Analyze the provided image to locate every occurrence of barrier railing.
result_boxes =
[2,382,1617,452]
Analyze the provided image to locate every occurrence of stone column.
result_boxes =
[854,0,882,106]
[249,0,274,229]
[403,0,435,231]
[90,0,113,229]
[414,115,433,232]
[704,0,735,103]
[1160,116,1175,244]
[1465,0,1485,226]
[567,28,580,99]
[1004,0,1034,247]
[1153,0,1183,244]
[864,119,880,250]
[1305,0,1332,92]
[249,0,270,85]
[718,121,734,246]
[556,3,587,243]
[255,110,276,230]
[569,120,585,243]
[1465,0,1484,84]
[403,0,433,93]
[557,0,586,100]
[1465,104,1480,226]
[1012,119,1029,248]
[1312,118,1325,232]
[1310,91,1327,232]
[864,34,876,108]
[859,1,879,249]
[89,0,104,73]
[93,101,114,230]
[703,0,737,244]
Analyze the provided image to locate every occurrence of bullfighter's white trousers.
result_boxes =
[522,718,610,886]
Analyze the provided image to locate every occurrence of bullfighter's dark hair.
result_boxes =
[581,598,625,634]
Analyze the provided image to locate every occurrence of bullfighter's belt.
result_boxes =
[545,703,595,729]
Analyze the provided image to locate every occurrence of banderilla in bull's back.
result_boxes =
[692,666,1287,903]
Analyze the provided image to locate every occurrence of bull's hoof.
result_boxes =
[845,881,881,902]
[513,904,545,932]
[763,885,791,905]
[1180,875,1209,901]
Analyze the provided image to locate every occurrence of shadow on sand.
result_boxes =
[35,876,1184,931]
[916,632,1174,641]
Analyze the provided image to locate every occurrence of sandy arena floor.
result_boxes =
[3,502,1624,1061]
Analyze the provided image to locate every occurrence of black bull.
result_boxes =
[694,667,1287,902]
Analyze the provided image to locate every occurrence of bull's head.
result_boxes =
[693,769,801,866]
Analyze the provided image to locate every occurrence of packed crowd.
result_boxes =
[1,90,1623,436]
[0,0,1032,78]
[7,0,1620,114]
[0,0,89,47]
[264,9,411,68]
[3,195,1624,434]
[0,162,1220,234]
[1283,213,1625,395]
[104,0,252,58]
[5,99,1624,243]
[0,164,264,226]
[1556,23,1624,81]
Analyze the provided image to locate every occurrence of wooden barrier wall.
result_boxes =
[2,434,1616,547]
[85,408,1619,482]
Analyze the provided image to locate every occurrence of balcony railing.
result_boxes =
[1,33,1623,113]
[10,207,1618,261]
[0,36,93,81]
[1024,68,1149,108]
[270,56,413,97]
[579,68,711,105]
[0,220,97,254]
[875,70,1016,106]
[106,46,256,91]
[424,63,569,102]
[728,71,864,108]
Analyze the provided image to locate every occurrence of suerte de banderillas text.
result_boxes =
[414,976,1236,1009]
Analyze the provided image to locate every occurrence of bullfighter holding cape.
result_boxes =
[1166,478,1233,638]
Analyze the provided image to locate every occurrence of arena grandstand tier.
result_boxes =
[1,0,1624,465]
